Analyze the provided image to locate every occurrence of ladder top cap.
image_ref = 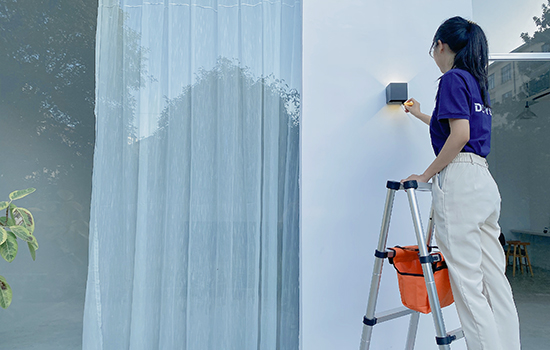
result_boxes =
[386,180,432,191]
[386,181,401,190]
[402,180,418,189]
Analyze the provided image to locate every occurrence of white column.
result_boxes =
[302,1,472,349]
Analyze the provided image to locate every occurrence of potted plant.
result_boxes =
[0,188,37,308]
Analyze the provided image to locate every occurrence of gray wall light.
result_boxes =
[386,82,408,104]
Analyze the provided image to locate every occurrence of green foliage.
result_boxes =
[0,217,15,227]
[521,0,550,43]
[0,0,97,147]
[0,232,18,263]
[9,226,32,243]
[0,0,98,192]
[0,188,37,307]
[14,208,34,232]
[0,275,12,309]
[9,188,36,201]
[0,227,7,246]
[514,1,550,91]
[27,242,37,262]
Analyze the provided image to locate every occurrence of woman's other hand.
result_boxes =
[401,173,431,184]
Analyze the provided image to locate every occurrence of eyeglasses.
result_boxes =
[429,42,438,58]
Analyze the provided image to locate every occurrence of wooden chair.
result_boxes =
[506,241,534,277]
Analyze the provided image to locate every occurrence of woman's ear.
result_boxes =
[436,40,444,53]
[439,40,455,55]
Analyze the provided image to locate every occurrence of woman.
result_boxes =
[402,17,521,350]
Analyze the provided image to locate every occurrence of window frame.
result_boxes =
[489,53,550,61]
[487,54,550,104]
[488,73,495,90]
[501,63,512,84]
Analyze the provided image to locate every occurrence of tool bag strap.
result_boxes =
[388,246,448,276]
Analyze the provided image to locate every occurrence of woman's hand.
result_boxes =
[401,173,431,184]
[404,98,431,125]
[403,98,420,115]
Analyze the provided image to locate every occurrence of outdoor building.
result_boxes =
[489,41,550,105]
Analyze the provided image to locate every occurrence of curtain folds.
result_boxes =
[83,1,301,349]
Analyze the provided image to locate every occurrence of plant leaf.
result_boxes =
[27,241,36,261]
[0,202,8,211]
[28,235,38,250]
[0,232,18,262]
[0,217,15,226]
[0,227,7,245]
[9,226,32,242]
[13,208,34,234]
[8,203,17,218]
[9,188,36,201]
[0,275,12,308]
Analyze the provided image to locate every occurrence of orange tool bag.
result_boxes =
[388,245,454,314]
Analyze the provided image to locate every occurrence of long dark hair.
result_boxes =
[431,17,490,108]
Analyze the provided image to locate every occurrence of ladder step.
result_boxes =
[448,328,464,341]
[398,181,432,192]
[435,328,464,346]
[375,306,416,324]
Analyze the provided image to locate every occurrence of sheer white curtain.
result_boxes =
[82,1,301,349]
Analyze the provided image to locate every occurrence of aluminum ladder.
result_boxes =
[359,180,464,350]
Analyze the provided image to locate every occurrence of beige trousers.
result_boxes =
[432,153,521,350]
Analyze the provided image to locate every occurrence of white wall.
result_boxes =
[302,1,473,349]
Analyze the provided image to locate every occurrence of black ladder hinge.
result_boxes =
[374,250,388,259]
[363,316,377,326]
[436,334,456,345]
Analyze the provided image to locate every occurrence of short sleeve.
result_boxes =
[436,71,470,120]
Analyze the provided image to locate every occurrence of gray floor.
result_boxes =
[508,265,550,350]
[0,294,83,350]
[1,268,549,349]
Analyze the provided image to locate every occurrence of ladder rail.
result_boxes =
[359,184,399,350]
[405,184,451,350]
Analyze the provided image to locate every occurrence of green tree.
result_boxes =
[517,0,550,83]
[0,0,97,186]
[521,0,550,43]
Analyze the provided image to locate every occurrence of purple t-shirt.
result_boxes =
[430,69,492,157]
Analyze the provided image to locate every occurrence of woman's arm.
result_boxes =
[413,112,432,125]
[401,118,470,183]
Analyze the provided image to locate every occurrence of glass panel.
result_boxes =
[474,4,550,349]
[475,1,550,245]
[0,1,97,349]
[487,58,550,350]
[488,59,550,234]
